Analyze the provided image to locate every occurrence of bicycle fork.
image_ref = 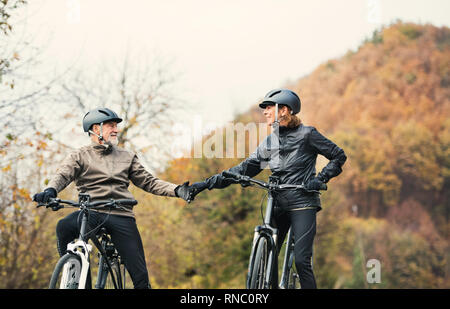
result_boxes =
[247,228,278,289]
[63,240,92,289]
[246,193,278,289]
[61,210,92,289]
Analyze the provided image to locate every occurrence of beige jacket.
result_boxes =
[48,141,178,217]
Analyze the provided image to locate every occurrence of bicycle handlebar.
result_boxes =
[36,197,137,211]
[221,170,327,193]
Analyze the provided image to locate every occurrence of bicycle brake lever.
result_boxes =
[51,205,63,211]
[240,181,252,188]
[47,200,62,211]
[224,177,240,184]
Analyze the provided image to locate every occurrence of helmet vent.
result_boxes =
[98,110,110,116]
[269,90,281,97]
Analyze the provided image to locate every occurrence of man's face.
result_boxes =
[92,121,119,145]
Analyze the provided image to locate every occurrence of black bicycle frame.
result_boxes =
[224,170,324,289]
[75,194,121,289]
[246,176,279,289]
[38,193,137,289]
[279,227,294,288]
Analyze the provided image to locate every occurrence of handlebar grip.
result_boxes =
[35,198,61,208]
[115,199,138,207]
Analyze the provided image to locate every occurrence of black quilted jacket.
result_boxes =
[204,124,347,210]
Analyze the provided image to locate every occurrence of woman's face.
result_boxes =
[263,104,289,126]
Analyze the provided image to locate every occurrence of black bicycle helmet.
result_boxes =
[82,107,122,133]
[259,89,301,115]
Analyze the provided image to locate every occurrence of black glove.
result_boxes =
[33,187,57,204]
[175,181,195,202]
[191,181,208,191]
[305,177,326,191]
[190,181,209,199]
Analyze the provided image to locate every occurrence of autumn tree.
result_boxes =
[53,52,183,172]
[158,22,449,288]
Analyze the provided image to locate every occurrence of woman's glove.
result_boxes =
[190,181,209,199]
[304,177,327,191]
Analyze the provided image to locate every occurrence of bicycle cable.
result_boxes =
[82,203,130,239]
[259,192,268,226]
[77,207,113,240]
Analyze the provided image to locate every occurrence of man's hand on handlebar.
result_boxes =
[32,187,57,204]
[33,188,63,211]
[35,197,63,211]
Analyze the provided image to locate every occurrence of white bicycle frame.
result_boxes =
[41,194,137,289]
[59,206,93,289]
[60,240,92,289]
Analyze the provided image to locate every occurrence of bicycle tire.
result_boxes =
[95,239,126,289]
[286,253,300,289]
[249,237,270,289]
[103,259,124,289]
[49,253,82,289]
[287,268,300,289]
[286,238,301,289]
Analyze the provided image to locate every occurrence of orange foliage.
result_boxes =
[161,22,449,288]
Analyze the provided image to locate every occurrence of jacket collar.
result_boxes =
[279,124,301,134]
[90,140,114,155]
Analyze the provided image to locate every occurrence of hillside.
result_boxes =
[157,22,449,288]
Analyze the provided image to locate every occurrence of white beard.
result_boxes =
[108,137,119,146]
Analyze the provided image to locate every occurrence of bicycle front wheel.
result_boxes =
[49,253,82,289]
[249,237,270,289]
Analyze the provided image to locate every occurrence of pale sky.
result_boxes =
[21,0,450,127]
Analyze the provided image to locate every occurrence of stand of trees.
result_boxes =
[0,18,448,288]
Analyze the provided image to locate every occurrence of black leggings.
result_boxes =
[273,208,317,289]
[56,211,150,289]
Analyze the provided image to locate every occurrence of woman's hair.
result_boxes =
[280,106,302,128]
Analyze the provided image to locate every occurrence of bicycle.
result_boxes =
[221,171,326,289]
[36,193,137,289]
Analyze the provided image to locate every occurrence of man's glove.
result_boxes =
[304,177,327,191]
[32,187,57,204]
[175,181,196,202]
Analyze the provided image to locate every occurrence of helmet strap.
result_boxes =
[272,103,280,132]
[99,122,104,141]
[273,103,280,125]
[275,103,279,122]
[88,122,105,143]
